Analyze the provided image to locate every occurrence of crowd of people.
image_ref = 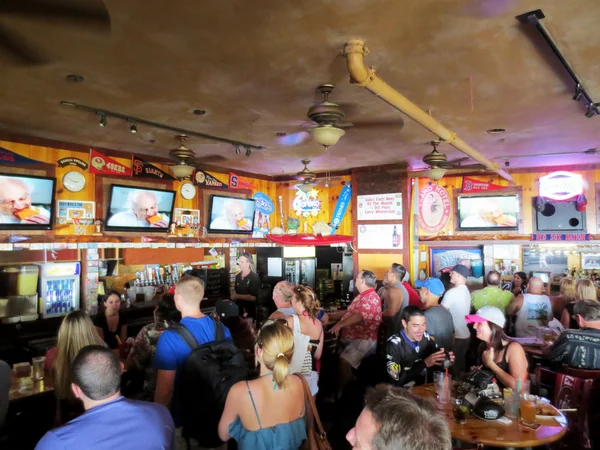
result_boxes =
[3,257,600,450]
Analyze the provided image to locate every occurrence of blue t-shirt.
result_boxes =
[35,396,174,450]
[153,316,232,425]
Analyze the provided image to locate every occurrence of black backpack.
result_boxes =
[171,317,250,448]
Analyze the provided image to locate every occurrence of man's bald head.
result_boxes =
[528,276,544,294]
[0,177,33,216]
[129,190,159,221]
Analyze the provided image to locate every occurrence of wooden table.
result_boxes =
[9,369,54,401]
[410,383,567,449]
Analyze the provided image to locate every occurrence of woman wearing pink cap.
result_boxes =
[466,306,528,390]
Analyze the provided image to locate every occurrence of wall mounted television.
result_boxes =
[0,173,56,230]
[105,184,176,233]
[207,194,255,234]
[457,194,519,231]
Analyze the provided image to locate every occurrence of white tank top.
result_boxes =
[515,293,552,337]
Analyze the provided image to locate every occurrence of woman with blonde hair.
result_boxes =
[270,280,296,319]
[219,320,306,449]
[286,285,324,396]
[44,310,106,423]
[551,277,576,320]
[561,278,599,329]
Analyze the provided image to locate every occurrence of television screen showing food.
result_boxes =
[208,195,255,234]
[105,185,175,232]
[0,173,56,230]
[457,195,519,231]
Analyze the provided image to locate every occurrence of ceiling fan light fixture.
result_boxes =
[426,167,447,181]
[310,125,345,147]
[170,162,195,179]
[296,182,314,194]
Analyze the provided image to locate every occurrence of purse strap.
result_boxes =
[295,374,327,438]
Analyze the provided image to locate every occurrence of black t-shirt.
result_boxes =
[93,313,127,349]
[235,271,261,318]
[549,328,600,369]
[385,331,439,387]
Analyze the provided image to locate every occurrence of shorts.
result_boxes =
[339,339,377,369]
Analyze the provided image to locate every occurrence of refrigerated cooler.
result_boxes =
[40,262,81,318]
[282,246,316,288]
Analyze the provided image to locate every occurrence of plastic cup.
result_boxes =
[520,395,537,426]
[32,356,45,380]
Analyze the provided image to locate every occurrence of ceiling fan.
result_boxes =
[294,159,319,193]
[0,0,111,65]
[278,84,404,149]
[409,141,490,180]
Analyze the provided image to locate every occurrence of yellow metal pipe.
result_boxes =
[343,40,514,183]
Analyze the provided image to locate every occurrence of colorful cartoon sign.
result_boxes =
[538,171,585,201]
[418,184,451,234]
[89,149,132,176]
[56,200,96,224]
[292,188,322,218]
[132,156,175,180]
[331,182,352,234]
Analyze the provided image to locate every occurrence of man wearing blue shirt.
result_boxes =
[36,345,174,450]
[153,276,232,444]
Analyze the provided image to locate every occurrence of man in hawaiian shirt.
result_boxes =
[330,270,382,399]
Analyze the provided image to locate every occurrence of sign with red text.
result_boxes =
[462,177,506,193]
[89,149,131,176]
[418,184,451,234]
[229,172,256,190]
[357,193,403,220]
[531,233,590,241]
[0,146,43,164]
[539,171,584,201]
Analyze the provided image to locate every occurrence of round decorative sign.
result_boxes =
[253,192,274,215]
[419,184,451,234]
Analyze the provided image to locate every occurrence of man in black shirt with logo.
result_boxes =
[386,306,455,387]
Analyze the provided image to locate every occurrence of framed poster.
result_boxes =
[174,208,201,227]
[429,247,484,289]
[56,200,95,224]
[581,253,600,270]
[357,223,402,250]
[357,193,402,221]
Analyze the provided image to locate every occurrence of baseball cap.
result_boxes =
[465,306,506,328]
[415,277,445,297]
[216,299,239,319]
[451,264,470,279]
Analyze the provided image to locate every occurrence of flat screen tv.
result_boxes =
[457,194,519,231]
[0,173,56,230]
[105,184,175,232]
[208,195,255,234]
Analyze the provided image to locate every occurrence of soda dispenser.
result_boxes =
[40,262,81,318]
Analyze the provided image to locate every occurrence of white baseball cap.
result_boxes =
[465,306,506,328]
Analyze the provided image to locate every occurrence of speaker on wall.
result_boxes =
[534,198,586,232]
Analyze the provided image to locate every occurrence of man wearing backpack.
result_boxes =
[154,276,244,450]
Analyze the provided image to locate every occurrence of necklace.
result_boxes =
[259,371,280,390]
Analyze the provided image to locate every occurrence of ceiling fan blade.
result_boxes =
[0,0,111,31]
[0,23,48,65]
[277,131,309,146]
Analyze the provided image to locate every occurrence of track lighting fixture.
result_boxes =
[234,145,241,155]
[585,104,596,118]
[573,85,583,102]
[245,146,251,157]
[61,101,264,150]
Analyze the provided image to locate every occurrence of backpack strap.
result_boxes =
[212,317,225,341]
[170,323,200,350]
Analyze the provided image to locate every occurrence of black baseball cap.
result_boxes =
[451,264,470,279]
[216,299,239,319]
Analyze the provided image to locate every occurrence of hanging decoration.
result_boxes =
[252,192,274,238]
[418,183,451,234]
[132,156,175,180]
[57,157,88,170]
[229,172,256,190]
[461,177,506,193]
[0,146,44,164]
[195,170,228,188]
[292,188,322,217]
[330,182,352,234]
[89,149,132,176]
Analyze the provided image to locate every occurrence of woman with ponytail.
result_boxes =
[218,320,306,449]
[286,285,324,396]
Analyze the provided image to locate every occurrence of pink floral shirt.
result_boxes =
[343,288,382,341]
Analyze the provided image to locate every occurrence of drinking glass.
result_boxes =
[434,371,452,404]
[32,356,45,380]
[452,398,470,424]
[520,394,537,426]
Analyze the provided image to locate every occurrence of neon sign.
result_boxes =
[293,188,322,217]
[539,171,584,201]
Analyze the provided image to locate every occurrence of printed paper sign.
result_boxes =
[357,223,403,250]
[357,193,402,220]
[89,149,132,176]
[57,200,95,224]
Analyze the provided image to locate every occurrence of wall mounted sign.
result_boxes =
[462,177,506,193]
[292,189,322,217]
[57,157,88,170]
[252,192,274,238]
[89,149,132,176]
[357,192,402,220]
[132,156,175,180]
[357,223,403,250]
[0,146,43,164]
[195,170,228,188]
[538,171,584,201]
[418,184,451,234]
[56,200,95,224]
[531,233,590,241]
[331,182,352,234]
[229,172,256,190]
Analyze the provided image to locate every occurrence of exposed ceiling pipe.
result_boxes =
[342,40,514,184]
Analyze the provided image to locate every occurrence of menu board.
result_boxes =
[357,223,403,249]
[357,193,403,221]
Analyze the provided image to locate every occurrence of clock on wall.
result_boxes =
[62,171,86,192]
[180,182,196,200]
